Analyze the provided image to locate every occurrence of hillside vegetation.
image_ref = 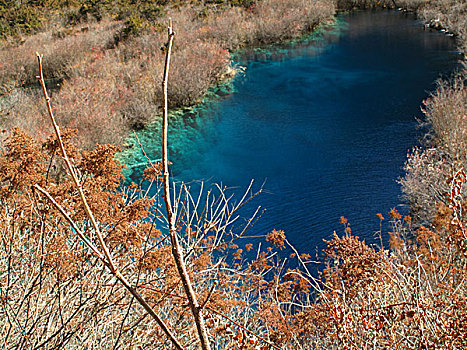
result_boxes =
[1,0,465,147]
[1,0,467,349]
[0,0,335,148]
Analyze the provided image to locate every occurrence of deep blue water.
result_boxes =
[123,10,460,253]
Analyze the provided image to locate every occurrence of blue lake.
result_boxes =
[124,10,461,253]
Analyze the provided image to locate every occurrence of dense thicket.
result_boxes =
[1,0,465,147]
[0,0,259,38]
[2,127,466,348]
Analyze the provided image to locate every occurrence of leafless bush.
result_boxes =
[291,208,467,349]
[401,71,467,223]
[424,72,467,157]
[0,0,339,145]
[167,41,231,107]
[202,0,335,50]
[0,88,51,141]
[251,0,335,44]
[0,124,295,348]
[0,50,294,349]
[337,0,396,10]
[401,147,456,223]
[0,20,121,88]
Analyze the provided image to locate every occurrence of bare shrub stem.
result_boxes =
[138,285,283,350]
[161,20,211,350]
[36,53,115,273]
[35,53,184,350]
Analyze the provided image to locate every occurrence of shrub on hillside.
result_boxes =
[167,40,231,107]
[202,0,335,50]
[401,70,467,223]
[0,128,308,349]
[1,0,338,142]
[0,3,43,38]
[0,88,51,143]
[0,20,121,88]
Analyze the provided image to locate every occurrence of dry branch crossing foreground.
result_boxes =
[17,22,284,350]
[35,44,184,349]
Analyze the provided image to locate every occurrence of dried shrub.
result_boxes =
[292,210,467,349]
[401,70,467,223]
[0,127,306,349]
[0,20,121,88]
[2,2,467,348]
[167,40,231,107]
[0,0,339,144]
[201,0,335,50]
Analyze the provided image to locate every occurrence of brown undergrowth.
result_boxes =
[2,130,467,348]
[2,122,466,348]
[297,204,467,349]
[1,1,467,348]
[0,0,335,149]
[0,127,305,349]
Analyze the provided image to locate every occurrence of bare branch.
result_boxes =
[160,20,211,350]
[35,54,184,350]
[36,52,115,273]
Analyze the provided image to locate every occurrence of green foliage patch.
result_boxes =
[0,4,44,38]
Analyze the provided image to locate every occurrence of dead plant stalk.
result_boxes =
[35,53,184,350]
[161,20,211,350]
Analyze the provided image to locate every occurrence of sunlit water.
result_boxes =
[121,10,461,253]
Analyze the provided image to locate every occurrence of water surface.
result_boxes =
[124,10,460,253]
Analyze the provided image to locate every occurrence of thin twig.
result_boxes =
[35,54,184,350]
[36,52,115,273]
[138,285,282,350]
[160,20,211,350]
[33,185,104,260]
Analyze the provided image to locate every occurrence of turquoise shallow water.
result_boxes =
[122,10,461,253]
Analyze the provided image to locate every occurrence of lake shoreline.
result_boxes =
[121,10,460,253]
[131,3,464,150]
[2,1,465,150]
